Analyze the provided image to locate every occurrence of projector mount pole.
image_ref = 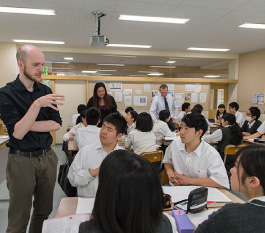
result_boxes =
[92,11,106,36]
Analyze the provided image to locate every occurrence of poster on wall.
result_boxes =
[200,93,207,103]
[167,84,174,91]
[135,90,142,94]
[144,84,150,92]
[194,83,201,93]
[123,89,132,95]
[124,96,132,106]
[151,90,159,101]
[252,94,258,104]
[258,94,264,105]
[168,91,174,99]
[191,93,198,103]
[134,96,147,106]
[185,84,194,92]
[114,92,122,102]
[185,93,191,103]
[109,82,122,91]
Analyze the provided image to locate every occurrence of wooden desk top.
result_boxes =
[55,188,244,218]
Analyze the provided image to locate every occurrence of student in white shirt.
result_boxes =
[195,144,265,233]
[244,120,265,140]
[150,84,178,131]
[177,102,191,127]
[163,113,230,189]
[72,104,87,126]
[68,112,127,197]
[125,110,138,135]
[125,112,156,155]
[63,110,87,142]
[153,110,177,146]
[75,107,101,149]
[229,102,245,127]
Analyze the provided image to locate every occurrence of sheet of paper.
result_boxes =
[134,96,147,106]
[135,90,142,94]
[185,84,194,92]
[258,93,264,104]
[162,186,232,203]
[114,92,122,102]
[123,89,132,95]
[0,135,9,139]
[200,93,207,103]
[124,96,132,106]
[167,84,174,91]
[168,91,174,99]
[109,82,122,91]
[76,198,95,214]
[187,209,218,227]
[191,93,198,103]
[165,137,176,140]
[194,83,201,93]
[175,93,184,100]
[144,84,150,92]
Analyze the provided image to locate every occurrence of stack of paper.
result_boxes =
[76,197,95,214]
[187,209,218,227]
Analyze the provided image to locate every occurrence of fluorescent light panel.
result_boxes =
[166,61,176,64]
[0,6,55,15]
[52,62,70,64]
[148,73,164,76]
[13,39,64,44]
[106,44,151,48]
[239,23,265,29]
[204,75,220,78]
[187,47,230,52]
[150,66,176,69]
[96,70,117,72]
[82,71,97,73]
[119,15,189,24]
[64,57,73,60]
[97,64,125,66]
[130,75,147,77]
[102,55,136,58]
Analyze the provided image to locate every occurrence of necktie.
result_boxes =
[164,98,169,112]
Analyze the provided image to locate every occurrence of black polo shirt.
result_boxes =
[0,75,62,151]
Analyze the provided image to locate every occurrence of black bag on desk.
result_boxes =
[58,163,77,197]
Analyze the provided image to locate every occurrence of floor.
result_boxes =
[0,145,67,233]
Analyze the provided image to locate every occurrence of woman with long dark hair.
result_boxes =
[195,144,265,233]
[215,104,226,123]
[87,82,117,127]
[79,150,176,233]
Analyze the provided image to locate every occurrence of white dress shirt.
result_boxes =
[125,129,157,155]
[235,111,245,127]
[150,94,178,123]
[258,121,265,134]
[68,141,123,197]
[177,111,186,126]
[74,125,100,149]
[127,122,135,135]
[63,123,84,141]
[204,125,231,143]
[72,113,80,126]
[162,136,230,189]
[152,120,176,145]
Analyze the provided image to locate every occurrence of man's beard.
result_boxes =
[24,66,41,82]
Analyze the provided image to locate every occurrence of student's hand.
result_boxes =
[176,173,191,186]
[35,94,65,111]
[167,170,179,186]
[89,167,100,177]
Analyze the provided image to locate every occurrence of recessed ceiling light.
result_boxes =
[166,61,176,64]
[150,66,176,69]
[187,47,230,52]
[64,57,73,60]
[106,44,151,48]
[97,64,125,66]
[13,39,64,44]
[52,62,70,64]
[239,23,265,29]
[0,6,55,15]
[119,15,189,24]
[81,71,97,73]
[204,75,220,78]
[96,70,117,72]
[148,73,164,76]
[102,55,136,58]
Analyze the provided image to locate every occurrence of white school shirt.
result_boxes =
[63,123,84,142]
[204,125,231,143]
[125,129,157,155]
[258,121,265,134]
[127,122,135,135]
[74,125,100,149]
[162,136,230,189]
[72,113,80,126]
[68,141,123,197]
[235,111,245,127]
[177,111,186,126]
[152,120,176,145]
[150,94,178,123]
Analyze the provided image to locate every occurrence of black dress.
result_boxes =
[87,95,117,127]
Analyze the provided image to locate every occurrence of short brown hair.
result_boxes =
[159,84,168,90]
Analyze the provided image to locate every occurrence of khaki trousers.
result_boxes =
[6,148,58,233]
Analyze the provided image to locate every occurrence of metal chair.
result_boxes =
[223,144,246,166]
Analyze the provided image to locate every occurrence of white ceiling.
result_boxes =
[1,0,265,72]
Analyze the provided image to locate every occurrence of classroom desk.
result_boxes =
[55,188,244,218]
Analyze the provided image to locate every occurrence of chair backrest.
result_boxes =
[175,122,179,130]
[224,144,246,165]
[161,169,169,185]
[140,150,163,164]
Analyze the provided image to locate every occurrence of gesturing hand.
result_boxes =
[36,94,65,111]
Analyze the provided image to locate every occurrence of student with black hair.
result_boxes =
[74,107,101,149]
[229,101,245,127]
[195,144,265,233]
[125,110,138,135]
[244,120,265,140]
[204,113,243,169]
[73,104,87,126]
[125,106,134,114]
[68,112,127,197]
[78,150,176,233]
[63,110,87,142]
[153,110,177,146]
[215,104,226,123]
[163,113,229,189]
[125,112,156,155]
[177,103,191,127]
[241,107,262,136]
